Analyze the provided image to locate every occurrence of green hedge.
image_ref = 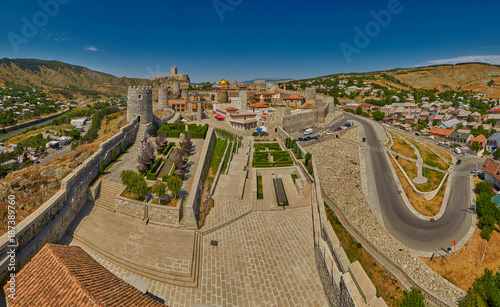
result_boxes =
[157,123,185,138]
[254,143,281,151]
[162,142,175,155]
[187,123,209,139]
[211,139,228,171]
[146,158,162,180]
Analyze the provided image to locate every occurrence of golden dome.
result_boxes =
[219,79,230,85]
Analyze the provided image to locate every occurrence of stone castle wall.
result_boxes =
[127,86,153,123]
[0,118,140,284]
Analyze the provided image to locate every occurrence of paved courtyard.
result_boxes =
[60,125,327,306]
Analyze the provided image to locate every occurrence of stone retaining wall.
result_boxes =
[0,118,139,283]
[277,126,387,306]
[115,193,181,225]
[184,127,217,228]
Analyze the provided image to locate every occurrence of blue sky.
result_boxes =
[1,0,500,82]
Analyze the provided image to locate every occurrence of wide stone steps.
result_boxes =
[65,227,202,288]
[94,180,124,213]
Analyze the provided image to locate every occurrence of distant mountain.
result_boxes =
[241,78,293,84]
[0,58,150,98]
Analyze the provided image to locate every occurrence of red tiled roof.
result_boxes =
[359,103,375,108]
[229,113,257,117]
[302,103,316,109]
[285,94,304,99]
[429,127,453,137]
[255,92,273,96]
[248,102,269,108]
[225,107,238,111]
[482,158,500,176]
[4,244,163,307]
[168,99,186,106]
[470,134,487,146]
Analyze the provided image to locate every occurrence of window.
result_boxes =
[138,95,142,99]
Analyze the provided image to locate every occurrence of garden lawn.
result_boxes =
[392,138,417,159]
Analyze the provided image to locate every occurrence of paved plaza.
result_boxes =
[59,127,327,306]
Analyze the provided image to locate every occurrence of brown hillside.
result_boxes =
[383,63,500,97]
[0,58,151,97]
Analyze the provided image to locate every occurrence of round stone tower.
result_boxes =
[157,87,169,111]
[127,86,153,123]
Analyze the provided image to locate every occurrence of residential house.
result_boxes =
[469,134,487,156]
[471,111,482,122]
[429,127,453,142]
[439,118,461,129]
[449,131,471,147]
[486,133,500,152]
[404,115,416,124]
[380,105,395,116]
[482,158,500,187]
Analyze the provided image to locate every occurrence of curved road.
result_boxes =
[345,114,478,253]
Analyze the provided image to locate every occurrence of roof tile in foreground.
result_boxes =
[3,244,164,307]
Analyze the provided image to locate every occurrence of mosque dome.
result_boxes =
[219,79,230,86]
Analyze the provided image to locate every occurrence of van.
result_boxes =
[303,129,313,135]
[454,148,461,154]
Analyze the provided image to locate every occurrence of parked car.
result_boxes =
[471,169,479,174]
[303,128,313,135]
[326,131,333,135]
[457,159,462,165]
[454,148,461,154]
[415,132,420,136]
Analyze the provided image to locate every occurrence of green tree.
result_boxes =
[494,148,500,160]
[460,268,500,306]
[488,79,496,87]
[120,170,135,190]
[10,162,19,171]
[432,119,438,126]
[130,177,148,200]
[151,181,167,199]
[355,106,362,115]
[112,147,117,161]
[476,181,494,196]
[398,288,426,307]
[468,115,475,123]
[167,175,183,199]
[471,141,482,152]
[99,157,105,174]
[69,129,81,140]
[121,140,126,153]
[456,123,464,130]
[372,110,385,121]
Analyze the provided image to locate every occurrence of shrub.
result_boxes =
[112,147,117,161]
[146,171,156,180]
[162,142,175,155]
[99,157,105,174]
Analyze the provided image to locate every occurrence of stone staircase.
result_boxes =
[213,139,251,199]
[65,227,202,288]
[94,180,124,213]
[136,124,148,142]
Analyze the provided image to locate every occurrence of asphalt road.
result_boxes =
[345,114,479,253]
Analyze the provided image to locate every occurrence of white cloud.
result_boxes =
[84,45,101,52]
[426,55,500,65]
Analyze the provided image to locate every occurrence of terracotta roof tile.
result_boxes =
[4,244,163,307]
[248,102,269,108]
[482,158,500,175]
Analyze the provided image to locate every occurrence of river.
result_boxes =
[0,116,61,140]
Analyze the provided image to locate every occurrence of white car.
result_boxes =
[326,131,333,135]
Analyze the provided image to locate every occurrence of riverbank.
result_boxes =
[0,112,62,140]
